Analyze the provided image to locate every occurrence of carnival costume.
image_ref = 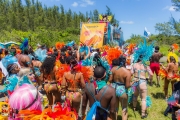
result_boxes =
[129,38,153,118]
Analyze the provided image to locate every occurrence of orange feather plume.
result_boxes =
[56,42,65,50]
[158,69,167,79]
[127,43,136,54]
[56,64,70,84]
[18,103,77,120]
[172,44,179,50]
[74,64,93,83]
[106,47,123,65]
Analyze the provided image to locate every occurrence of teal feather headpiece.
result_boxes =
[133,38,154,65]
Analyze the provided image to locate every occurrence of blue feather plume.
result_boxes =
[20,38,28,51]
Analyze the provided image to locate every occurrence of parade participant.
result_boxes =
[82,66,116,120]
[0,55,20,96]
[131,39,153,119]
[109,55,131,120]
[149,46,163,87]
[61,56,85,116]
[41,54,61,107]
[9,84,42,120]
[161,56,179,99]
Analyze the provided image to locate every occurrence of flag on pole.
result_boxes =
[144,27,151,38]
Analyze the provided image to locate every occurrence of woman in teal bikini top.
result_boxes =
[131,61,153,119]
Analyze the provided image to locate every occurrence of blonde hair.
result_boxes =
[18,68,31,78]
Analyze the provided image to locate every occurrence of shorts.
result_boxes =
[150,63,160,75]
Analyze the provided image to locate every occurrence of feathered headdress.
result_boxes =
[127,43,136,54]
[133,38,154,65]
[106,47,123,65]
[56,42,65,50]
[167,52,179,63]
[20,38,28,51]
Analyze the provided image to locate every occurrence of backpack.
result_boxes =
[86,83,109,120]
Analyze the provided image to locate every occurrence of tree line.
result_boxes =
[0,0,118,32]
[0,0,118,47]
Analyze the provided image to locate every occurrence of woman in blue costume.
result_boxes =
[109,56,131,120]
[0,55,20,96]
[131,39,153,119]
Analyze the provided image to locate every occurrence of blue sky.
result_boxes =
[37,0,180,40]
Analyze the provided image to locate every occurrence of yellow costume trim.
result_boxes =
[167,52,178,63]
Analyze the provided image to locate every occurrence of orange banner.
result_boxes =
[80,23,106,48]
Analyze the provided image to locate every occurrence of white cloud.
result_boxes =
[73,0,94,7]
[163,6,176,11]
[83,0,94,5]
[120,21,134,24]
[72,2,78,7]
[169,6,176,11]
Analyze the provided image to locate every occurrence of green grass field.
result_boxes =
[117,76,173,120]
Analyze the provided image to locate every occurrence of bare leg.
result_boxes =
[139,82,147,117]
[156,75,160,87]
[116,97,119,119]
[120,93,128,120]
[164,79,169,99]
[46,92,53,106]
[133,87,139,110]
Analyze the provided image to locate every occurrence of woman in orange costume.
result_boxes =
[61,56,85,119]
[161,56,179,99]
[41,54,61,107]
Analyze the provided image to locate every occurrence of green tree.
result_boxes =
[93,9,99,22]
[172,0,180,11]
[154,22,174,36]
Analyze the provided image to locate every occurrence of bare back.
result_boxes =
[167,63,177,77]
[151,52,163,63]
[62,71,85,90]
[111,66,131,88]
[131,62,153,79]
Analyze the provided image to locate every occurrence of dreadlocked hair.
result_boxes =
[41,55,56,75]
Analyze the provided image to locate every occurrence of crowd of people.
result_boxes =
[0,38,180,120]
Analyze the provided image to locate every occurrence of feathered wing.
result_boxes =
[158,69,167,79]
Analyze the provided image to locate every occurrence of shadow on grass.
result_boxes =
[151,92,165,99]
[117,114,134,120]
